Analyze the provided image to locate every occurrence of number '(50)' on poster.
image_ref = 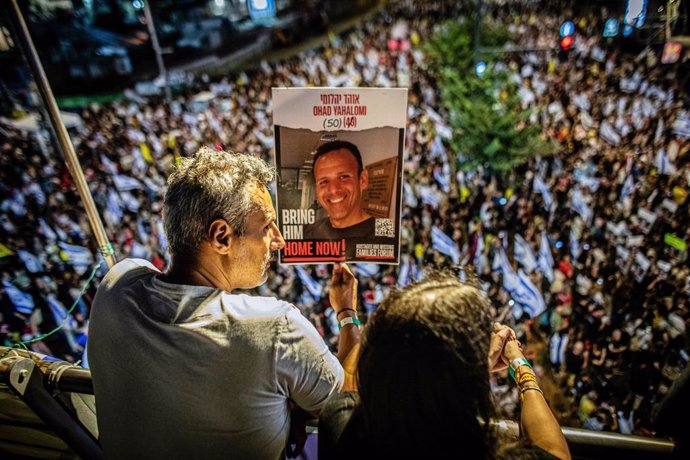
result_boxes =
[273,87,407,265]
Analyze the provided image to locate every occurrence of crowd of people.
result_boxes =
[1,0,688,438]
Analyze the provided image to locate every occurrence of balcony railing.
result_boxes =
[0,347,676,459]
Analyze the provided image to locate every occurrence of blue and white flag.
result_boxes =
[496,249,546,318]
[419,186,441,207]
[514,234,538,273]
[570,227,581,260]
[356,263,380,277]
[473,233,487,274]
[39,218,57,242]
[655,148,677,176]
[130,241,151,259]
[106,190,123,225]
[537,231,555,284]
[431,226,460,264]
[571,188,593,223]
[433,166,451,193]
[156,218,168,254]
[18,250,44,273]
[100,154,119,175]
[397,257,411,288]
[113,174,143,192]
[403,181,418,208]
[672,112,690,139]
[533,175,554,211]
[497,248,520,294]
[2,281,35,315]
[429,136,445,160]
[136,217,150,244]
[619,175,634,202]
[517,270,547,318]
[121,191,140,213]
[58,243,94,273]
[295,266,322,300]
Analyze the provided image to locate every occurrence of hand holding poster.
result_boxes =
[273,88,407,264]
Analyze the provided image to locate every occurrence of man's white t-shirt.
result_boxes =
[89,259,343,459]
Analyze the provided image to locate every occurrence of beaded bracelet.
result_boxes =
[336,308,357,318]
[517,373,538,387]
[520,386,544,401]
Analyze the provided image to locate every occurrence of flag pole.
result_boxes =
[7,0,117,268]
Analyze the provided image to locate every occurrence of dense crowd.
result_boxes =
[1,0,688,436]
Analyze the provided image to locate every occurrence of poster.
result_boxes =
[273,87,407,264]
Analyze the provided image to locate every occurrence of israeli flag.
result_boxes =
[136,217,150,244]
[537,231,555,284]
[491,250,502,273]
[121,191,140,213]
[517,270,547,318]
[431,226,460,264]
[420,186,441,207]
[619,175,634,202]
[356,263,380,277]
[429,136,445,160]
[433,166,451,193]
[497,248,520,294]
[39,218,58,242]
[655,148,677,176]
[514,234,538,273]
[473,233,486,274]
[403,181,418,208]
[533,175,554,211]
[130,242,150,259]
[58,243,94,271]
[156,218,169,256]
[106,190,123,224]
[570,227,581,260]
[2,281,35,315]
[100,154,119,175]
[18,250,44,273]
[295,266,322,300]
[571,188,592,223]
[397,257,411,288]
[672,112,690,139]
[113,174,143,192]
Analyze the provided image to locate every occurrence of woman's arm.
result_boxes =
[497,331,571,460]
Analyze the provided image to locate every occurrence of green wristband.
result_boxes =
[338,316,361,330]
[508,357,533,381]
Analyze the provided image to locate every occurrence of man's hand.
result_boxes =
[330,263,357,312]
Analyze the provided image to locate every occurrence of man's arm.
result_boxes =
[329,264,361,392]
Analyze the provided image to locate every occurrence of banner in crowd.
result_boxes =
[273,87,407,264]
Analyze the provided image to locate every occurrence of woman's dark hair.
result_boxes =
[357,271,497,459]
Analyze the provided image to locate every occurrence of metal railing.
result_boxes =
[0,347,676,460]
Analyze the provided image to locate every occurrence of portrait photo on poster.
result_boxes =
[272,87,407,265]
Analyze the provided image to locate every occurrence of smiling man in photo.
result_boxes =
[304,140,375,239]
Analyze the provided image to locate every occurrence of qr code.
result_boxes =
[375,218,395,238]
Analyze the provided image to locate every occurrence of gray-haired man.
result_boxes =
[89,147,361,459]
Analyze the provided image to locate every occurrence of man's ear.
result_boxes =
[208,219,233,255]
[359,169,369,190]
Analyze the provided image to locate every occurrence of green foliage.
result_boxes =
[424,19,555,175]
